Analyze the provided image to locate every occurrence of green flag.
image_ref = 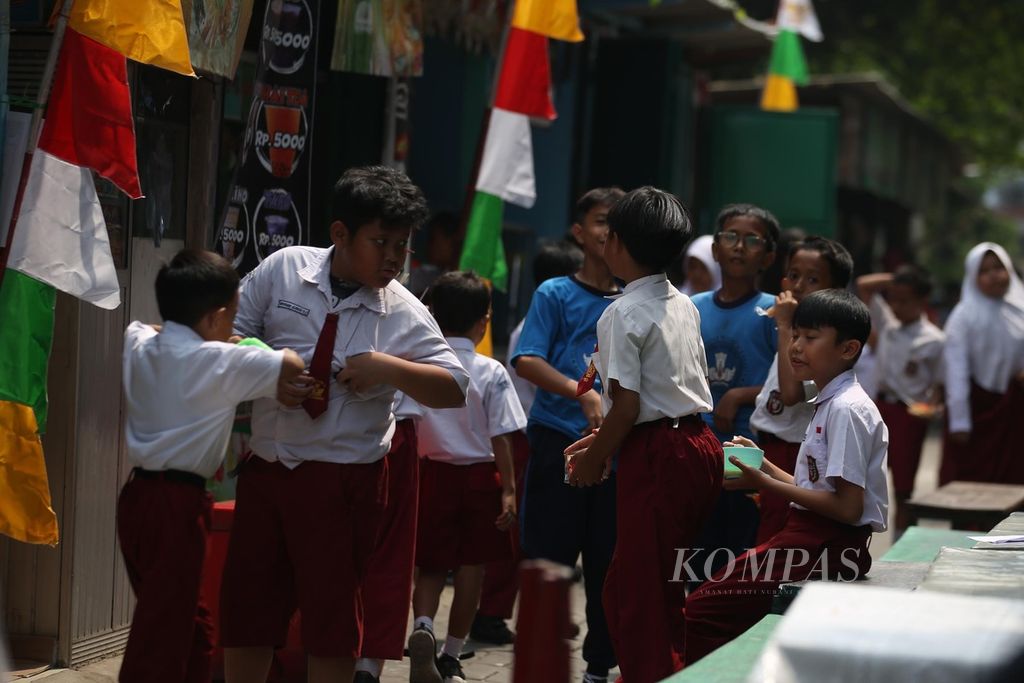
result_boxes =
[460,191,509,291]
[0,271,56,432]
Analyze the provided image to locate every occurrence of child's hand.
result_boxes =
[564,430,598,459]
[713,389,741,435]
[723,456,771,491]
[723,435,759,449]
[496,490,516,531]
[566,448,608,487]
[774,291,798,328]
[336,352,388,394]
[276,350,312,406]
[577,389,603,433]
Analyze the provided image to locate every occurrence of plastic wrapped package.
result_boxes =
[749,583,1024,683]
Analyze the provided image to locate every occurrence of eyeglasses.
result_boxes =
[715,231,770,251]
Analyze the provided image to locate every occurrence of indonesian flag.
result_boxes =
[761,0,821,112]
[7,29,140,310]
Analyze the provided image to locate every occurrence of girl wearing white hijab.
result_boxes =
[941,242,1024,484]
[679,234,723,297]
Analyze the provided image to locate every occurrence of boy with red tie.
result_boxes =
[220,167,470,683]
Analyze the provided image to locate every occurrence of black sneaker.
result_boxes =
[408,625,442,683]
[436,653,467,683]
[353,672,380,683]
[470,614,515,645]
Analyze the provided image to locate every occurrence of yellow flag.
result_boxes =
[512,0,584,43]
[70,0,195,76]
[0,401,59,546]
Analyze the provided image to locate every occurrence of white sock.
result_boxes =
[442,635,465,659]
[414,616,434,632]
[354,658,383,678]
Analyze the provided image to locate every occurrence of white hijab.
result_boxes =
[679,235,722,296]
[944,242,1024,423]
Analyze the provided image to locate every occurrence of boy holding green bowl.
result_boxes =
[684,289,889,665]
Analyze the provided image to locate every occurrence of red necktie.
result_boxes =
[302,313,339,419]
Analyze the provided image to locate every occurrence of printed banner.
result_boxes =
[331,0,423,77]
[183,0,256,78]
[216,0,320,274]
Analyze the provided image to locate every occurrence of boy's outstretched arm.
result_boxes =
[492,433,517,531]
[773,291,807,406]
[566,379,638,486]
[726,455,864,526]
[855,273,893,303]
[337,352,466,408]
[516,355,603,431]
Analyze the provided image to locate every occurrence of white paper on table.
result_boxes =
[968,534,1024,544]
[0,112,32,245]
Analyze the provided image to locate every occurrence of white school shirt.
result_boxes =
[870,294,945,404]
[943,242,1024,433]
[233,246,470,467]
[122,321,284,478]
[749,354,817,443]
[416,337,527,465]
[507,318,536,417]
[792,370,889,532]
[595,273,713,423]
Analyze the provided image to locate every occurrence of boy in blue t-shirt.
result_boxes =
[511,187,623,683]
[690,203,779,582]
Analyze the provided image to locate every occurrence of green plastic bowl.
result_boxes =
[723,446,764,479]
[237,337,272,350]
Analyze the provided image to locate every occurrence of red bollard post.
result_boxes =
[513,560,574,683]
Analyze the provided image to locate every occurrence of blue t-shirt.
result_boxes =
[511,276,616,439]
[691,289,777,441]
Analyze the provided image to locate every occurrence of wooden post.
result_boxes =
[513,559,573,683]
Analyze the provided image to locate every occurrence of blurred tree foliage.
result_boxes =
[741,0,1024,172]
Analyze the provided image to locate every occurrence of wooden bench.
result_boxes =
[905,481,1024,529]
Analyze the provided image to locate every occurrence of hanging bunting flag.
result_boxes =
[476,108,536,208]
[8,152,121,309]
[0,400,59,546]
[0,271,55,432]
[760,0,819,112]
[494,28,556,121]
[460,108,535,291]
[512,0,584,43]
[69,0,195,76]
[39,29,142,198]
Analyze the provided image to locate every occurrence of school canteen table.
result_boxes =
[664,525,975,683]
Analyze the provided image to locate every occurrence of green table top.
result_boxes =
[663,615,782,682]
[880,526,975,563]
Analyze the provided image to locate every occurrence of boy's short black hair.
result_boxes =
[793,289,872,356]
[533,240,583,286]
[429,270,491,336]
[892,263,933,299]
[156,249,239,327]
[331,165,429,235]
[790,236,854,289]
[575,187,625,224]
[715,204,781,251]
[607,186,692,272]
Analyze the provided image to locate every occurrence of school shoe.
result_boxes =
[470,614,515,645]
[353,673,380,683]
[436,653,467,683]
[408,625,442,683]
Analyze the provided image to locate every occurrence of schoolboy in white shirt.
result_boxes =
[220,167,470,683]
[119,249,305,683]
[685,289,889,664]
[857,264,944,532]
[749,236,853,543]
[407,271,527,683]
[565,187,723,683]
